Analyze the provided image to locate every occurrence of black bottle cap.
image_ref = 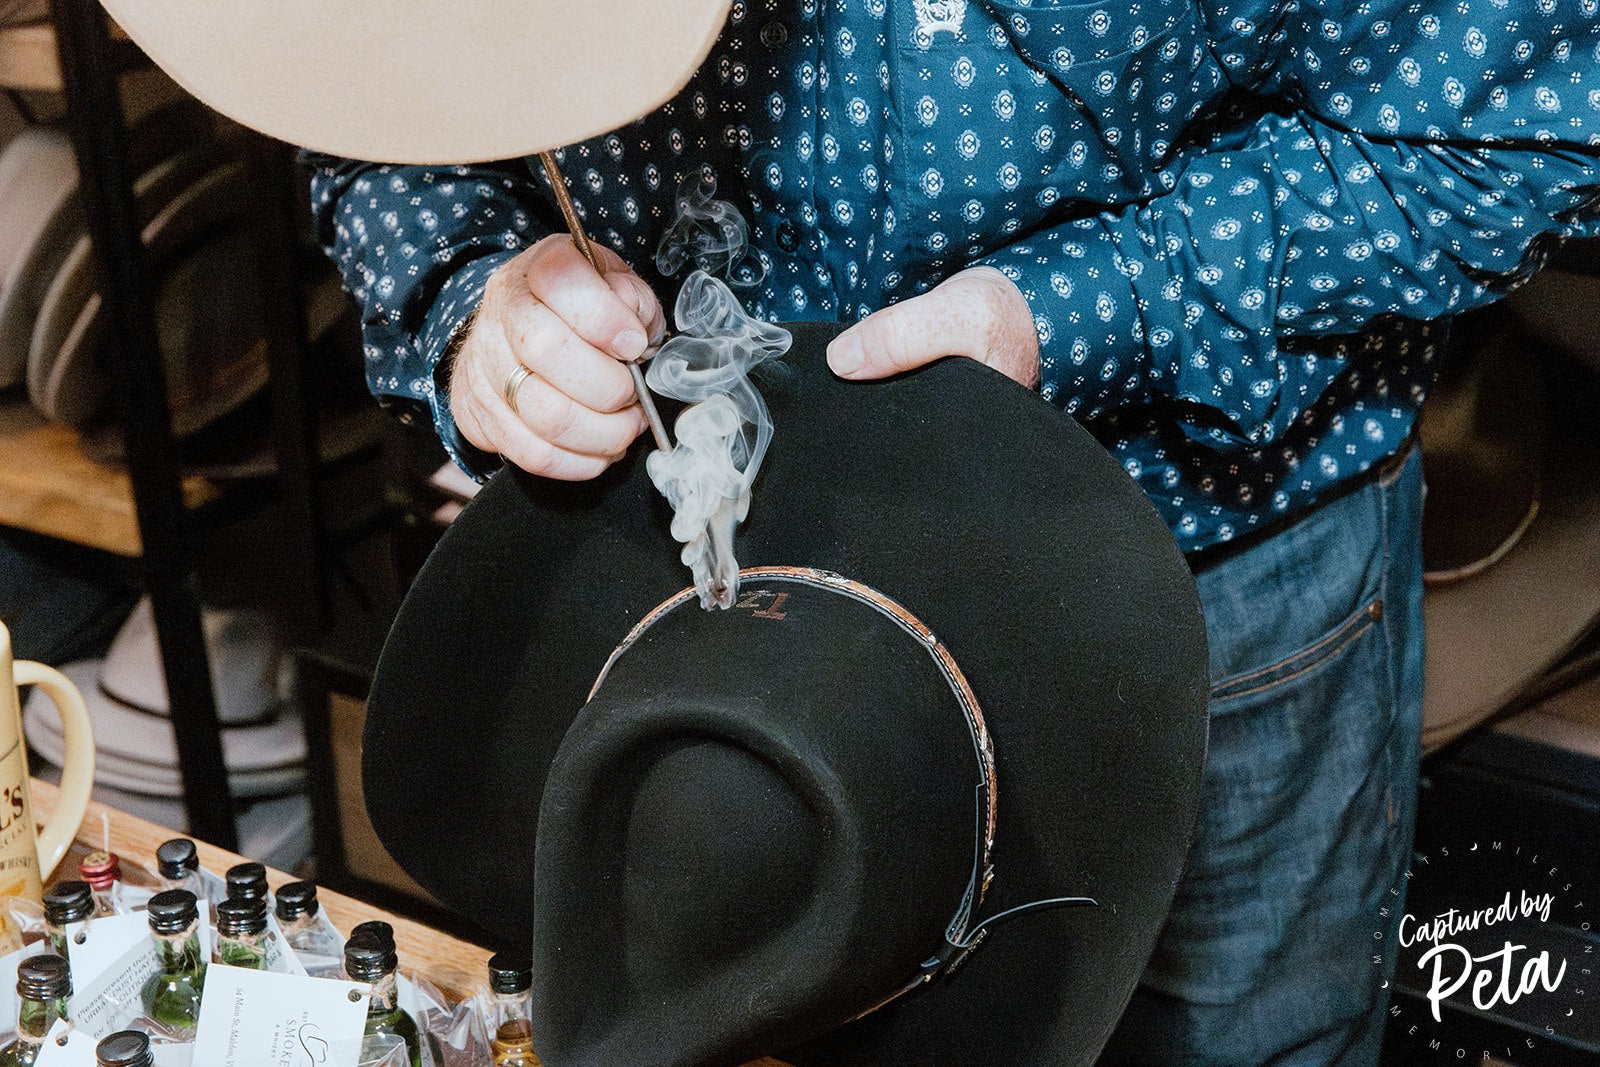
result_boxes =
[17,953,71,1001]
[42,881,94,926]
[145,890,199,935]
[95,1030,152,1067]
[344,935,398,982]
[349,920,394,950]
[275,880,319,922]
[225,862,268,901]
[216,896,269,938]
[487,951,533,995]
[155,838,198,880]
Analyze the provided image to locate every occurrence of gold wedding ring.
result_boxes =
[504,365,534,416]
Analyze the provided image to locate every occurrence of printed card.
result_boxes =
[264,914,309,977]
[191,965,371,1067]
[152,1039,195,1066]
[68,927,159,1040]
[33,1020,97,1066]
[66,911,150,990]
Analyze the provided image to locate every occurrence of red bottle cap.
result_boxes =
[79,850,121,892]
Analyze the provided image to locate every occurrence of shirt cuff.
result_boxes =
[417,248,523,480]
[975,219,1145,421]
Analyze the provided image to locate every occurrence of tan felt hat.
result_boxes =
[28,159,268,434]
[1420,325,1600,753]
[97,0,733,164]
[0,128,81,389]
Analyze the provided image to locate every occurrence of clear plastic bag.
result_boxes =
[338,1032,414,1066]
[0,895,47,950]
[282,909,346,979]
[108,880,157,916]
[404,971,491,1067]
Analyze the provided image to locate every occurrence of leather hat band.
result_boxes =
[591,567,1092,1021]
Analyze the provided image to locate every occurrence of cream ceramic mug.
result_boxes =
[0,618,94,908]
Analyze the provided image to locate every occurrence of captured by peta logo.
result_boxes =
[1379,838,1594,1062]
[1400,887,1564,1021]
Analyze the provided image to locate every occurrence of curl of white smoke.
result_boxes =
[655,174,766,288]
[646,270,792,609]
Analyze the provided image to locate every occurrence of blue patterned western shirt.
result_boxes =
[309,0,1599,553]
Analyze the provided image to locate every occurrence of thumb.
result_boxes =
[827,287,976,381]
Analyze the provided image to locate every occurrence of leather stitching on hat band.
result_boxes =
[590,566,1006,1017]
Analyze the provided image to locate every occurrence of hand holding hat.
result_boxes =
[826,266,1042,390]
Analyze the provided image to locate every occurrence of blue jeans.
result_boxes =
[1100,448,1425,1066]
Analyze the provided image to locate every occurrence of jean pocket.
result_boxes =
[1208,597,1386,704]
[1144,598,1405,1009]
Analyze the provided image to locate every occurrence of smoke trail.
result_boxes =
[656,174,766,288]
[646,270,791,608]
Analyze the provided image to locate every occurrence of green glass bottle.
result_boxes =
[345,936,421,1067]
[215,897,269,970]
[486,952,537,1067]
[276,881,343,978]
[0,954,71,1066]
[41,881,94,957]
[139,890,205,1038]
[94,1031,153,1067]
[274,881,320,947]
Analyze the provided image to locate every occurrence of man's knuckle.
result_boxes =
[532,387,580,441]
[514,313,571,372]
[597,370,637,413]
[507,434,556,475]
[872,313,917,370]
[600,414,642,455]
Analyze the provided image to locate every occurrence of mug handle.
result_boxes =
[12,661,94,878]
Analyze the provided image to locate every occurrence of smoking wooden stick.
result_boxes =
[538,151,673,452]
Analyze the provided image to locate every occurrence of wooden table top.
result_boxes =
[30,778,789,1067]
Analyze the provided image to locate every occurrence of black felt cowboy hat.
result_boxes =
[365,324,1210,1066]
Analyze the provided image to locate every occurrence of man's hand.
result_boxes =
[825,266,1040,389]
[449,235,666,480]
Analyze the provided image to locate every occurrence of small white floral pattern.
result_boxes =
[310,0,1600,552]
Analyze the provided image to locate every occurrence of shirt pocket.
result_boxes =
[973,0,1221,187]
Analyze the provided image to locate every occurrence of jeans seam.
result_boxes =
[1210,610,1378,702]
[1378,459,1400,714]
[1209,600,1377,692]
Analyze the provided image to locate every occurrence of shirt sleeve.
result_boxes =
[978,0,1600,448]
[306,154,554,476]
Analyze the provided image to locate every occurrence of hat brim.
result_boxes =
[23,659,306,796]
[28,159,268,434]
[1422,382,1600,751]
[365,326,1210,1063]
[99,0,732,165]
[0,128,80,388]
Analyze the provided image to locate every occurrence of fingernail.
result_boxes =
[613,329,648,361]
[829,333,864,376]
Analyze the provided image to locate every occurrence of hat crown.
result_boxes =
[531,574,987,1065]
